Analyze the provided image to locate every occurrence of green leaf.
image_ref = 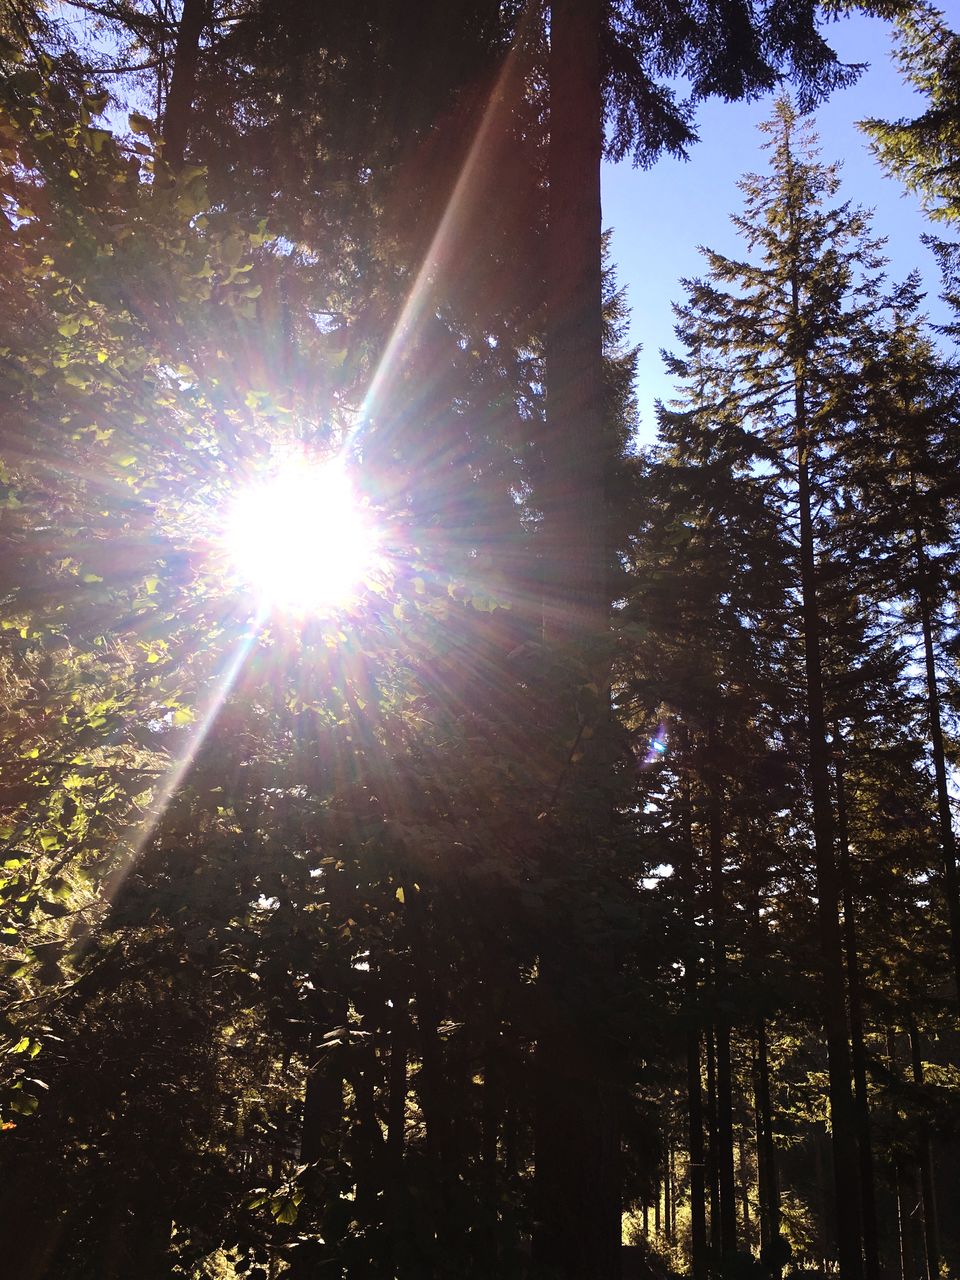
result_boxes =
[128,112,154,138]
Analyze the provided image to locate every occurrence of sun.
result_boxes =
[224,457,377,613]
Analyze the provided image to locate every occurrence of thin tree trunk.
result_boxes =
[754,1021,782,1275]
[706,1027,722,1259]
[385,998,409,1256]
[908,1022,940,1280]
[707,738,738,1259]
[687,1031,709,1278]
[895,1160,918,1280]
[681,729,708,1280]
[887,1028,918,1280]
[739,1126,752,1252]
[911,489,960,1003]
[833,732,881,1280]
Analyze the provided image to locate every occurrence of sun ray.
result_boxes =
[346,8,533,451]
[79,610,266,933]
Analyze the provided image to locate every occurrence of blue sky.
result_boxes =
[601,10,951,443]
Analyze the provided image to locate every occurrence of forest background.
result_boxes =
[2,2,960,1280]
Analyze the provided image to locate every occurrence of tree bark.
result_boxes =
[706,1026,722,1259]
[540,0,606,642]
[908,1022,940,1280]
[754,1022,782,1276]
[707,740,738,1259]
[533,1,620,1274]
[739,1126,752,1252]
[162,0,210,170]
[833,733,881,1280]
[681,730,708,1280]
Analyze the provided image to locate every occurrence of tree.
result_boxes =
[862,3,960,225]
[650,97,899,1279]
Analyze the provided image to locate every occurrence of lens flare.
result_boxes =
[224,459,376,613]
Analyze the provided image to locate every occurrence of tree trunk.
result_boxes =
[911,490,960,1003]
[707,741,738,1259]
[754,1022,782,1276]
[162,0,210,170]
[908,1022,940,1280]
[833,732,881,1280]
[739,1127,752,1252]
[794,368,863,1279]
[533,1,619,1273]
[385,998,409,1260]
[681,730,708,1280]
[706,1027,722,1259]
[540,0,606,641]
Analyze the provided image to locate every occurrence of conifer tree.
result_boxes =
[652,97,899,1279]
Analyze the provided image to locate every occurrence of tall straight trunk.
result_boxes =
[887,1029,918,1280]
[385,998,409,1258]
[706,1027,722,1258]
[910,488,960,1002]
[908,1022,940,1280]
[739,1126,752,1251]
[833,734,881,1280]
[290,998,347,1280]
[793,334,863,1278]
[687,1033,709,1277]
[754,1022,782,1274]
[540,0,606,638]
[481,1041,501,1261]
[895,1159,918,1280]
[162,0,210,170]
[534,1,618,1274]
[707,743,738,1258]
[668,1139,677,1244]
[681,730,708,1280]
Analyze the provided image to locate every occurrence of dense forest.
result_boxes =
[2,1,960,1278]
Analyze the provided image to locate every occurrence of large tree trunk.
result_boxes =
[162,0,210,170]
[540,0,606,640]
[533,0,619,1274]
